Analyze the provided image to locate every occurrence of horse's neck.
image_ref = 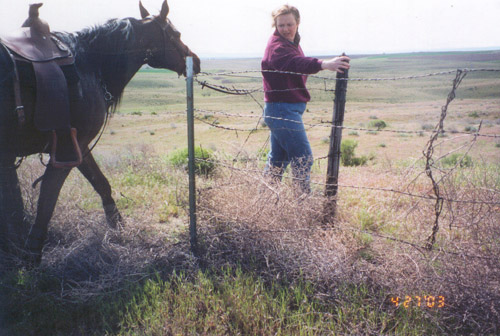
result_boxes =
[79,20,144,99]
[99,56,142,97]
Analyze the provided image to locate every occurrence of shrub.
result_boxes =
[341,139,369,166]
[358,208,377,231]
[440,153,473,168]
[257,148,270,160]
[368,119,387,130]
[464,126,478,133]
[167,146,215,176]
[421,123,434,131]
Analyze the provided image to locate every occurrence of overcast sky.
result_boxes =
[1,0,499,58]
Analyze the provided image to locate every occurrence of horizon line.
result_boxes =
[198,47,500,60]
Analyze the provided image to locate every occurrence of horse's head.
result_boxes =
[137,0,200,76]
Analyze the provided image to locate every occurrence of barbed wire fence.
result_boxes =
[185,65,500,259]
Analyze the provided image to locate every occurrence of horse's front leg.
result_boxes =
[24,165,71,263]
[77,151,122,229]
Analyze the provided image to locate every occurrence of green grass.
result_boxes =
[0,267,440,335]
[440,153,474,168]
[167,146,216,176]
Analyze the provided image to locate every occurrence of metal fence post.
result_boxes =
[323,54,349,222]
[186,56,197,254]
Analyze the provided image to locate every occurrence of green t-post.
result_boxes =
[186,56,197,254]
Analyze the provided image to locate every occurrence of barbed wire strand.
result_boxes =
[150,109,499,139]
[197,68,500,82]
[196,78,334,95]
[193,108,500,139]
[194,157,500,206]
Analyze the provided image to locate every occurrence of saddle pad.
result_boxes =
[0,28,72,62]
[33,61,71,131]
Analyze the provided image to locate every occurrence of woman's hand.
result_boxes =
[321,56,351,73]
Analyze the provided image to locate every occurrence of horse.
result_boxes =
[0,0,201,264]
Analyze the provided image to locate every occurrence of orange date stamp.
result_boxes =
[389,295,445,308]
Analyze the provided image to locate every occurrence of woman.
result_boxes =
[262,4,350,194]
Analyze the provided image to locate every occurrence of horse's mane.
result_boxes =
[54,18,141,110]
[76,19,136,55]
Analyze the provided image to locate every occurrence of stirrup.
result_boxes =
[50,128,83,168]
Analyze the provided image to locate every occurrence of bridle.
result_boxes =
[144,17,190,72]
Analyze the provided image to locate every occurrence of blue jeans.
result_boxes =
[263,102,313,193]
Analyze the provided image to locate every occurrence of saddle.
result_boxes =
[0,3,82,168]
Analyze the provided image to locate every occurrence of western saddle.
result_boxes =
[0,3,82,168]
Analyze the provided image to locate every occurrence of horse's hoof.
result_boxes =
[104,204,124,230]
[23,237,44,266]
[19,248,42,267]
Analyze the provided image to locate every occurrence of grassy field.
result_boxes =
[109,50,500,163]
[1,50,500,335]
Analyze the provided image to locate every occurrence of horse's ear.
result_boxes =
[139,1,150,19]
[159,0,169,20]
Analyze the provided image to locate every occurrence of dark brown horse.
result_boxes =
[0,1,200,263]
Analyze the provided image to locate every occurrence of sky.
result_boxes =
[1,0,499,58]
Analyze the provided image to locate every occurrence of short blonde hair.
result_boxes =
[271,4,300,27]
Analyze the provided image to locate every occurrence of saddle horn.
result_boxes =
[22,3,50,34]
[28,3,43,18]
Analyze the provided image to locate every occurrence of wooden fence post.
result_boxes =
[186,56,197,254]
[323,54,349,222]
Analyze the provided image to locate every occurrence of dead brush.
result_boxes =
[197,163,367,284]
[197,158,500,333]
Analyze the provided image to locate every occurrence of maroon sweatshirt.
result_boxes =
[261,30,323,103]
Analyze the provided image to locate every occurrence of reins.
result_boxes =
[81,82,113,159]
